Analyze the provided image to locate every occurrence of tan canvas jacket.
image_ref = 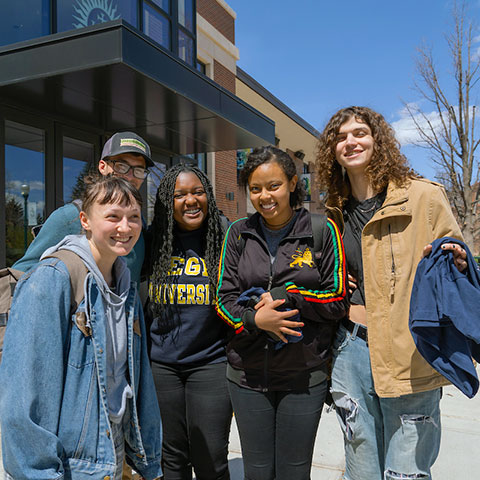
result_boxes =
[328,178,463,397]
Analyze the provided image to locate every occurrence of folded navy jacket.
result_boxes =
[409,237,480,398]
[237,286,303,350]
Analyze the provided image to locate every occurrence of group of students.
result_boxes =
[0,106,468,480]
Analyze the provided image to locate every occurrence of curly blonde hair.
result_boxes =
[316,106,415,209]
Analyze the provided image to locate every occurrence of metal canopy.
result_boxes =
[0,20,274,154]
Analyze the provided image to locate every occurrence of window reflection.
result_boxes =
[144,2,171,49]
[178,29,193,65]
[5,121,46,266]
[151,0,170,14]
[178,0,193,32]
[0,0,49,47]
[63,136,95,203]
[146,159,168,225]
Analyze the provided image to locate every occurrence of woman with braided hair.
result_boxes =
[146,164,232,480]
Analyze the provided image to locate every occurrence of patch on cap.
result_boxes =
[120,138,147,153]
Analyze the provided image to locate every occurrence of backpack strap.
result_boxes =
[310,213,327,255]
[45,250,88,313]
[219,214,230,235]
[71,199,83,213]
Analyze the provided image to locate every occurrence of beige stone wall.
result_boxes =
[236,78,323,214]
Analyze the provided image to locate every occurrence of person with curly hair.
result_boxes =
[146,164,232,480]
[216,146,348,480]
[316,106,466,479]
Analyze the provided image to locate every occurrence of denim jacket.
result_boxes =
[0,257,163,480]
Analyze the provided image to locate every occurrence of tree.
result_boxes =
[403,1,480,250]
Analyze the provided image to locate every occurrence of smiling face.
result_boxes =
[335,116,375,176]
[172,171,208,231]
[80,198,142,267]
[248,160,297,229]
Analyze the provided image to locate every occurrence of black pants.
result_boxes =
[151,361,232,480]
[228,380,328,480]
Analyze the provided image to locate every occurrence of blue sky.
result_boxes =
[227,0,480,179]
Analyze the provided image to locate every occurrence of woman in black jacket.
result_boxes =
[216,146,348,480]
[147,164,232,480]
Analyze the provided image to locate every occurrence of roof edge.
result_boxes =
[236,67,320,138]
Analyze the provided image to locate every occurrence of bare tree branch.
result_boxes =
[403,0,480,250]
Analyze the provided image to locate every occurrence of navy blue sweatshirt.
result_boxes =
[409,237,480,398]
[148,228,229,366]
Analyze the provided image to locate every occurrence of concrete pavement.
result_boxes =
[224,371,480,479]
[1,374,478,479]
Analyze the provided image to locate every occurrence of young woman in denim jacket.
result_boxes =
[316,106,465,480]
[146,165,232,480]
[0,176,163,480]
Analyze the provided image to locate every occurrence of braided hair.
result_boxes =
[149,164,224,316]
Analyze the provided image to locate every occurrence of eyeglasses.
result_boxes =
[107,160,149,180]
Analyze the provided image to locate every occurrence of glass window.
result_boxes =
[4,121,46,266]
[178,29,194,65]
[151,0,170,14]
[63,136,95,203]
[178,0,193,32]
[144,2,171,49]
[0,0,49,47]
[57,0,137,33]
[196,60,206,74]
[146,160,168,225]
[174,153,206,173]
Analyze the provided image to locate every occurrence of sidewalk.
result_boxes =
[225,375,480,479]
[1,378,478,479]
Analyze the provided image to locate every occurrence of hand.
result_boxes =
[254,299,302,343]
[348,274,358,295]
[254,292,274,310]
[423,242,467,272]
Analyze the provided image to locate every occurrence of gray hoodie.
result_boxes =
[42,234,133,424]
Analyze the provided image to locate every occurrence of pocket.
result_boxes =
[332,325,350,354]
[67,313,95,368]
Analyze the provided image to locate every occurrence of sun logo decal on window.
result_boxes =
[73,0,121,29]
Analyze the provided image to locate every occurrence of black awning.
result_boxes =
[0,20,274,154]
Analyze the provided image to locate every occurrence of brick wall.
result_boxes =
[214,150,238,220]
[213,56,240,219]
[213,60,235,93]
[197,0,235,43]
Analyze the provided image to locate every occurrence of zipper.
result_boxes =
[388,224,396,301]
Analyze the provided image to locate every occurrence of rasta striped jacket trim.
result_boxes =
[215,210,347,334]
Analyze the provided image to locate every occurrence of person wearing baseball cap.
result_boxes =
[99,131,154,191]
[13,131,153,286]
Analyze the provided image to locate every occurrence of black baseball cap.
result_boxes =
[101,132,154,168]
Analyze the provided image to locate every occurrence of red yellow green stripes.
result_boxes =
[215,219,245,332]
[285,219,346,303]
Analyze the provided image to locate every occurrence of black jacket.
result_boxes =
[216,208,348,391]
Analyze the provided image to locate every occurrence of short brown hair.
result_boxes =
[81,174,142,214]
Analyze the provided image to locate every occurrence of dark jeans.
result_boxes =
[151,361,232,480]
[228,380,327,480]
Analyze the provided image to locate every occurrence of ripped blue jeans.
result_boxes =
[331,324,441,480]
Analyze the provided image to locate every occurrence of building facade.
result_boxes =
[0,0,276,267]
[0,0,321,267]
[236,68,322,216]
